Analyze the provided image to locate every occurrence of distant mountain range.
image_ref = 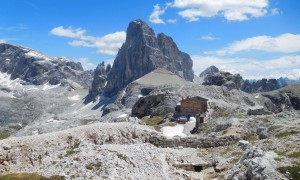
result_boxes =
[199,65,300,93]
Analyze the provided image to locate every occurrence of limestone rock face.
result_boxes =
[0,43,92,87]
[103,19,193,97]
[84,62,108,103]
[241,79,281,93]
[203,71,243,90]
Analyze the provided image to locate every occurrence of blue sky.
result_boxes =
[1,0,300,79]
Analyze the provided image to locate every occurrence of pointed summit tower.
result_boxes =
[103,19,193,97]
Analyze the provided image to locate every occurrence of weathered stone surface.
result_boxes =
[103,20,193,97]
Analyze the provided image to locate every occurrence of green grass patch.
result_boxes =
[247,134,258,142]
[231,151,243,157]
[275,151,286,156]
[65,140,80,157]
[0,130,10,140]
[261,116,271,123]
[277,164,300,180]
[218,111,229,118]
[222,130,228,135]
[117,153,127,161]
[0,173,64,180]
[287,151,300,158]
[154,122,177,132]
[142,116,162,126]
[85,162,101,170]
[220,147,233,155]
[274,157,283,162]
[275,130,298,138]
[80,119,97,125]
[268,125,283,132]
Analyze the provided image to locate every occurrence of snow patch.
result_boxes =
[46,118,65,123]
[26,51,51,60]
[118,114,128,118]
[68,95,80,101]
[186,117,196,124]
[138,94,144,98]
[161,125,187,139]
[42,83,61,91]
[255,95,260,98]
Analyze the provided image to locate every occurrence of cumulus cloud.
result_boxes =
[76,58,97,71]
[170,0,269,22]
[206,33,300,55]
[201,33,218,41]
[192,55,300,80]
[149,4,167,24]
[50,26,126,55]
[167,19,178,24]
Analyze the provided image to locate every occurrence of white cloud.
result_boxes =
[0,24,29,32]
[167,19,178,24]
[271,8,281,16]
[149,4,166,24]
[50,26,126,56]
[206,33,300,56]
[192,55,300,80]
[50,26,87,39]
[201,33,218,40]
[0,39,7,43]
[76,58,97,71]
[171,0,269,22]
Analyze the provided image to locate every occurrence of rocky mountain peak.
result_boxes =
[126,19,156,47]
[103,19,193,97]
[84,61,108,103]
[199,65,219,78]
[0,43,92,87]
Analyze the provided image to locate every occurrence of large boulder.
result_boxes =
[225,147,286,180]
[131,93,179,118]
[103,19,193,97]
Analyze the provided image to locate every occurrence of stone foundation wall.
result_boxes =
[148,135,239,148]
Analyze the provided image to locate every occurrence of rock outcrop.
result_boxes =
[103,19,193,97]
[84,62,109,103]
[131,93,179,118]
[0,43,92,87]
[203,71,243,90]
[241,79,281,93]
[225,147,285,180]
[199,65,219,78]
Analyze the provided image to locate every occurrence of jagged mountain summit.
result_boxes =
[0,43,92,87]
[199,65,219,78]
[84,62,111,103]
[241,78,281,93]
[103,19,194,97]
